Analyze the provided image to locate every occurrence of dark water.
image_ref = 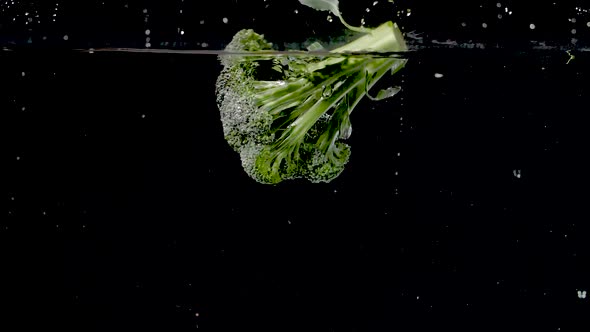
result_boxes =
[2,48,590,331]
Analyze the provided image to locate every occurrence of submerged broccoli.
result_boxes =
[215,0,407,184]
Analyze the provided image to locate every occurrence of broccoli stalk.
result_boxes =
[216,3,407,184]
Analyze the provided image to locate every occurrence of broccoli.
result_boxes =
[215,0,407,184]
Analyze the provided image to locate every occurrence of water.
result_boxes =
[3,47,590,331]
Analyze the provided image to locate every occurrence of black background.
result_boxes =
[4,0,590,49]
[2,1,590,332]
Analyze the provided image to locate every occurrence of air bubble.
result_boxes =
[322,85,333,98]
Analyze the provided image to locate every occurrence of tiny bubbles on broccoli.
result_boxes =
[215,0,408,184]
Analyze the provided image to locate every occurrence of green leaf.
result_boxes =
[299,0,370,33]
[306,41,324,52]
[372,86,401,101]
[365,70,401,101]
[298,0,340,16]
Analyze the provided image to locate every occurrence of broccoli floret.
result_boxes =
[215,0,407,184]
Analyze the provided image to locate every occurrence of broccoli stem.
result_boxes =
[332,21,406,53]
[255,22,405,121]
[281,57,406,157]
[254,21,407,175]
[304,21,405,77]
[277,68,366,149]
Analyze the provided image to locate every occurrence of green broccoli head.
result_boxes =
[215,30,276,151]
[215,6,407,184]
[220,29,273,67]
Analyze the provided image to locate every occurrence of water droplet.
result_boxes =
[513,169,521,179]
